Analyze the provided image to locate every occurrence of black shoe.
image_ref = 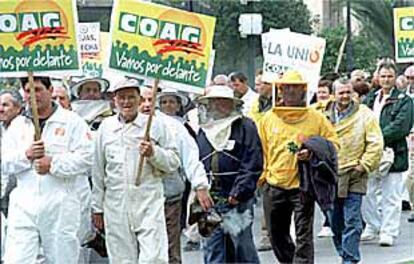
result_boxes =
[408,214,414,223]
[402,201,412,211]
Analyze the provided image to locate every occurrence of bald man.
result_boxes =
[52,86,71,110]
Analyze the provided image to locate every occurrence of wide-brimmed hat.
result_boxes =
[71,77,110,98]
[275,70,307,86]
[109,79,141,94]
[196,85,243,105]
[157,88,190,107]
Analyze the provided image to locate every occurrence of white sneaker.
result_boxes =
[360,229,377,241]
[317,226,334,237]
[379,234,394,247]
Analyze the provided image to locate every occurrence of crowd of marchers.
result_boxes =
[1,58,414,264]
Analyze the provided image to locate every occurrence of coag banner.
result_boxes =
[394,7,414,63]
[262,30,325,96]
[108,0,216,94]
[0,0,81,77]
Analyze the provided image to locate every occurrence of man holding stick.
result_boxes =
[91,79,180,263]
[3,75,93,264]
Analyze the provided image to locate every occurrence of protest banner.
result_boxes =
[78,22,100,54]
[108,0,216,94]
[394,7,414,63]
[0,0,81,77]
[81,32,108,78]
[262,29,325,97]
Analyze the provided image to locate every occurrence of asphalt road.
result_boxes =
[90,200,414,264]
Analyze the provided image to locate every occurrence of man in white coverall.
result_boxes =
[0,90,26,261]
[91,79,180,263]
[3,76,93,264]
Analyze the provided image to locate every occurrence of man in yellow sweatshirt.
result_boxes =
[258,70,339,264]
[322,78,383,264]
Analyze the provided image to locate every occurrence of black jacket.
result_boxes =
[298,136,338,211]
[196,117,263,202]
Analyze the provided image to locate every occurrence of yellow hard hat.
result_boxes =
[275,70,307,85]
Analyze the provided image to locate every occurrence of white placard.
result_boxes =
[262,29,326,96]
[78,22,101,54]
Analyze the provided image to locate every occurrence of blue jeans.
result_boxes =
[330,192,363,264]
[203,197,259,264]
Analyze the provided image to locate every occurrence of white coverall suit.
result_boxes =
[92,113,180,264]
[1,115,33,261]
[3,106,93,264]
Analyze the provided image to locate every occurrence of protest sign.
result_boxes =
[394,7,414,63]
[108,0,216,94]
[81,32,109,78]
[0,0,81,77]
[262,30,325,95]
[78,22,100,54]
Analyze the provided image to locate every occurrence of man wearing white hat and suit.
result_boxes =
[91,79,180,263]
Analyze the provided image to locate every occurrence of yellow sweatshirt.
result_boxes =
[258,107,340,189]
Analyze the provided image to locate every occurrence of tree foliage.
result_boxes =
[320,27,382,75]
[155,0,313,75]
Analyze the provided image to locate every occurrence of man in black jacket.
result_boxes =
[196,85,263,264]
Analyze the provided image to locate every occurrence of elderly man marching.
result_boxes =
[195,85,263,263]
[259,70,339,264]
[91,79,180,263]
[0,90,26,261]
[322,78,383,264]
[3,76,93,263]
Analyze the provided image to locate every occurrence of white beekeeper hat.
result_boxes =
[196,85,243,105]
[157,88,190,107]
[70,77,110,98]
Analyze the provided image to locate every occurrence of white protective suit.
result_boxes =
[1,115,32,261]
[92,113,180,264]
[158,112,209,197]
[3,106,93,264]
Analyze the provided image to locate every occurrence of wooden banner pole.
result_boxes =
[135,78,159,186]
[28,71,41,140]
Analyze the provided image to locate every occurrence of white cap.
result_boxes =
[109,78,141,94]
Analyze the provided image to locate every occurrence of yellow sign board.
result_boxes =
[108,0,216,93]
[0,0,81,76]
[394,7,414,63]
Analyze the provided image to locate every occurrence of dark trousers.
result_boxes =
[263,184,315,264]
[165,199,182,264]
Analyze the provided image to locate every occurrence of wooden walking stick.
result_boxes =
[28,71,41,140]
[135,79,159,186]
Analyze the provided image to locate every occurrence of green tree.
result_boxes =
[337,0,407,60]
[155,0,313,76]
[320,26,382,75]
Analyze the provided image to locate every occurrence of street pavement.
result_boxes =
[90,199,414,264]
